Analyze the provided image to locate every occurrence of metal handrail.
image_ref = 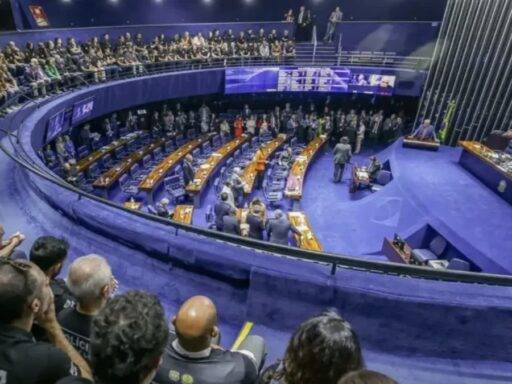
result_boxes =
[1,112,511,286]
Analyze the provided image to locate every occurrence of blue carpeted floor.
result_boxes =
[3,135,512,383]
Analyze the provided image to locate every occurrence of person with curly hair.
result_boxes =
[260,310,363,384]
[57,291,169,384]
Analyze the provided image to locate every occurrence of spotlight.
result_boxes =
[203,0,213,4]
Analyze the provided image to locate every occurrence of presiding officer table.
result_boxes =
[459,141,512,205]
[285,135,327,204]
[242,134,287,195]
[186,136,249,207]
[138,135,212,204]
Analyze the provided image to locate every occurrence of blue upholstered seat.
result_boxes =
[376,170,392,185]
[412,236,447,265]
[447,258,471,271]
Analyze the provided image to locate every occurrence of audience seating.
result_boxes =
[411,235,447,265]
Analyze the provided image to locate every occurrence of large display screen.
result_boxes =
[46,110,67,143]
[225,67,396,96]
[72,97,95,125]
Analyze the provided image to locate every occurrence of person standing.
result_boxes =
[354,120,366,154]
[182,154,195,187]
[333,137,352,183]
[266,210,301,246]
[296,6,311,42]
[254,146,267,189]
[323,7,343,43]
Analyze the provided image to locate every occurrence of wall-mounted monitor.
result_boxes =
[225,66,400,96]
[45,110,67,143]
[71,97,95,125]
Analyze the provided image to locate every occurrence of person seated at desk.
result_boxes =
[183,154,196,187]
[266,210,301,246]
[156,198,174,219]
[214,192,235,231]
[154,296,265,384]
[367,156,382,182]
[222,210,241,236]
[278,147,293,170]
[410,119,437,141]
[247,202,266,240]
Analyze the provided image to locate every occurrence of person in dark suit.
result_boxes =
[156,198,174,219]
[266,210,301,246]
[183,154,195,186]
[222,211,240,235]
[296,5,311,42]
[333,136,352,183]
[214,192,235,231]
[246,205,266,240]
[367,156,382,182]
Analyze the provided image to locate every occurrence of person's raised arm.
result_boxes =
[0,234,24,258]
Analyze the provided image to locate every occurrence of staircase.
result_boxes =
[294,42,339,66]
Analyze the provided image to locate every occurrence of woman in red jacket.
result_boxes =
[234,115,244,138]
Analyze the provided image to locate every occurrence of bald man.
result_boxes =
[411,119,437,141]
[57,255,117,360]
[155,295,265,384]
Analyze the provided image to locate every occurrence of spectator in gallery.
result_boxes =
[0,259,92,382]
[266,209,301,246]
[261,310,363,384]
[30,236,77,313]
[338,370,397,384]
[64,135,77,159]
[25,58,49,97]
[220,118,231,138]
[44,58,63,92]
[324,7,343,43]
[154,296,265,384]
[284,8,295,22]
[214,192,236,231]
[58,254,117,360]
[296,5,312,42]
[0,224,26,259]
[333,137,352,183]
[57,291,169,384]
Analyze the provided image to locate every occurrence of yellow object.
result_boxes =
[231,321,254,351]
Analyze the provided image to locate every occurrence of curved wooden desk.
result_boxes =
[186,136,249,207]
[93,138,165,197]
[288,211,322,251]
[76,131,142,173]
[241,134,287,195]
[173,205,194,224]
[285,135,327,201]
[138,135,211,204]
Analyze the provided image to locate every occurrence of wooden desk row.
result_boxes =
[285,135,328,200]
[76,131,142,173]
[186,136,249,206]
[93,138,166,190]
[137,135,212,204]
[242,134,287,195]
[288,211,323,252]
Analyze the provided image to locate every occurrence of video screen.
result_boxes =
[225,67,280,94]
[46,110,67,143]
[72,97,95,125]
[225,67,396,96]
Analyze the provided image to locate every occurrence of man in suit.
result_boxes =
[296,5,311,42]
[367,156,382,182]
[411,119,437,141]
[229,167,246,207]
[156,198,174,219]
[222,210,240,236]
[183,154,195,186]
[214,192,235,231]
[266,210,301,246]
[246,205,266,240]
[333,136,352,183]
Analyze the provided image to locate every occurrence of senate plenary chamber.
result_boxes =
[0,1,511,383]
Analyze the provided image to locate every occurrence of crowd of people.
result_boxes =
[0,231,397,384]
[0,28,295,109]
